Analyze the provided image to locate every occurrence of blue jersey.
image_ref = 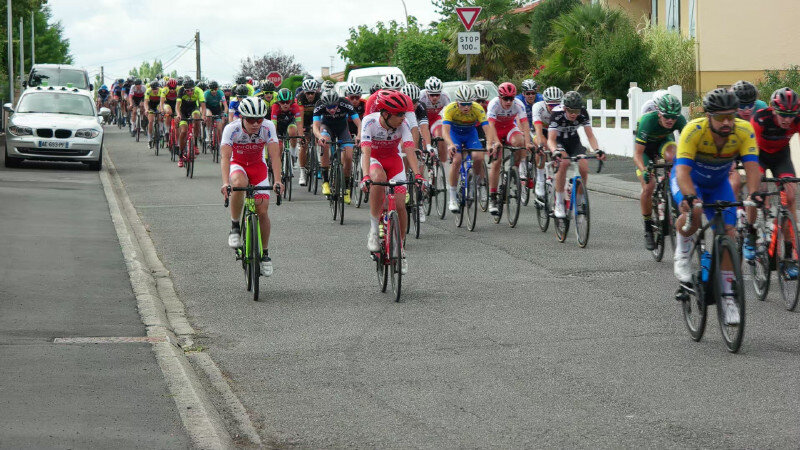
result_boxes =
[229,99,241,117]
[516,93,544,124]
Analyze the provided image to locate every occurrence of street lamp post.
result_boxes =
[400,0,409,27]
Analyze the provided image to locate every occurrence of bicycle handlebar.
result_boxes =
[681,200,756,232]
[224,184,282,208]
[762,176,800,184]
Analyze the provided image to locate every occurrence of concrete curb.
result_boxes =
[100,150,261,448]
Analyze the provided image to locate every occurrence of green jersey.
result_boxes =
[635,111,687,145]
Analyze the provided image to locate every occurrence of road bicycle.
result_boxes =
[425,137,448,220]
[489,145,525,228]
[208,115,224,164]
[351,144,365,208]
[520,150,535,206]
[327,139,354,225]
[224,185,281,302]
[150,111,163,156]
[366,179,421,303]
[452,146,488,232]
[132,108,144,142]
[168,116,180,163]
[182,118,202,179]
[552,153,603,247]
[647,161,676,262]
[676,199,750,353]
[304,130,321,195]
[534,146,555,232]
[276,134,302,202]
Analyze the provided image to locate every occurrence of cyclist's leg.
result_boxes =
[204,109,213,139]
[368,158,388,237]
[229,165,248,222]
[340,128,354,180]
[432,120,448,166]
[287,123,299,159]
[319,125,332,183]
[249,163,272,254]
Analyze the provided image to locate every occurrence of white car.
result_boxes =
[4,86,109,170]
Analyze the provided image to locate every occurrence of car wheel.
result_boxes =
[87,146,103,171]
[4,146,22,168]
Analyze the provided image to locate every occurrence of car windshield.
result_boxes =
[28,68,88,89]
[352,74,406,93]
[17,92,95,116]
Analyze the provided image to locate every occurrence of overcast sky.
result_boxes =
[49,0,444,86]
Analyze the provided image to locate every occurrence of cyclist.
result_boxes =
[345,83,366,140]
[271,88,303,164]
[313,90,360,198]
[419,76,451,165]
[547,91,606,219]
[228,84,249,122]
[531,86,564,198]
[111,79,124,122]
[175,79,206,168]
[442,84,499,213]
[160,78,180,139]
[96,84,110,110]
[145,81,163,148]
[673,89,761,325]
[729,80,770,201]
[128,79,146,135]
[297,78,321,186]
[485,82,533,215]
[204,81,228,147]
[633,93,686,250]
[516,79,544,126]
[359,90,425,274]
[321,80,335,92]
[121,77,134,124]
[220,97,283,277]
[748,88,800,267]
[256,80,277,108]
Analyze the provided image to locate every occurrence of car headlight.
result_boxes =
[75,128,100,139]
[8,125,32,136]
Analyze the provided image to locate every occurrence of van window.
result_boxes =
[28,67,88,89]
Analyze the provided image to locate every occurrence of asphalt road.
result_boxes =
[105,127,800,448]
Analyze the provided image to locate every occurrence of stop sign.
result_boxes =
[266,71,283,87]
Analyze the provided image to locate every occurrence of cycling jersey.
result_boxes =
[222,118,278,167]
[364,90,417,129]
[419,90,450,125]
[111,83,122,96]
[442,102,488,130]
[675,117,758,186]
[312,99,359,130]
[361,112,414,186]
[122,81,133,95]
[531,101,555,127]
[176,86,205,115]
[129,85,145,98]
[547,105,589,142]
[516,93,544,124]
[413,103,428,126]
[271,101,301,123]
[636,111,686,145]
[751,107,800,154]
[144,87,161,102]
[297,91,320,124]
[486,97,527,139]
[98,89,109,100]
[160,86,178,102]
[204,90,225,110]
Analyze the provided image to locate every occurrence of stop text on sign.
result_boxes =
[457,32,480,55]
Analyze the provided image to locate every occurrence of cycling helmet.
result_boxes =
[454,84,474,103]
[167,79,178,89]
[301,78,319,92]
[303,74,314,80]
[246,76,253,85]
[276,88,293,102]
[176,76,184,84]
[770,87,800,114]
[100,84,108,91]
[321,80,335,91]
[380,73,404,91]
[209,81,218,90]
[369,84,381,94]
[498,82,516,98]
[116,78,124,84]
[401,83,421,102]
[562,91,583,109]
[732,80,758,104]
[321,89,339,107]
[262,81,276,92]
[234,84,249,98]
[521,79,538,92]
[183,79,195,90]
[542,86,563,103]
[197,81,208,91]
[473,84,489,101]
[344,83,363,97]
[376,90,412,114]
[703,88,738,113]
[149,81,159,89]
[655,93,682,115]
[238,96,268,118]
[134,78,142,85]
[235,76,246,85]
[424,76,442,94]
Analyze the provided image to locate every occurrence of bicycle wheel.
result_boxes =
[493,176,504,225]
[285,157,293,202]
[713,235,745,352]
[250,213,261,302]
[466,168,478,231]
[478,173,489,212]
[329,164,339,220]
[434,162,448,220]
[521,154,532,206]
[201,123,207,154]
[555,187,570,243]
[536,181,551,232]
[507,166,521,228]
[413,184,421,239]
[312,148,320,195]
[454,175,465,228]
[354,158,364,208]
[388,211,403,302]
[153,124,159,156]
[651,189,666,262]
[135,116,141,142]
[680,244,707,342]
[574,178,590,247]
[747,210,771,302]
[244,215,253,292]
[776,213,800,311]
[337,165,345,225]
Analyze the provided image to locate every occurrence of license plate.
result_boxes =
[38,141,68,149]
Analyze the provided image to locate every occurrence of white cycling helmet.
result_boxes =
[302,79,319,92]
[473,84,489,101]
[381,74,404,91]
[344,83,363,97]
[321,80,335,91]
[424,76,442,94]
[238,96,268,118]
[401,83,421,102]
[651,89,668,104]
[521,79,538,92]
[454,84,474,103]
[542,86,564,103]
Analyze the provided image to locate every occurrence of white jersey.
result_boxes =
[221,119,278,166]
[360,112,414,159]
[419,90,451,122]
[486,97,527,129]
[531,101,555,126]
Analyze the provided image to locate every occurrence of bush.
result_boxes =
[756,65,800,102]
[395,32,458,85]
[529,0,581,57]
[583,26,656,100]
[641,24,696,97]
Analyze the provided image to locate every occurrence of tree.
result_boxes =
[337,18,418,65]
[237,51,304,81]
[641,24,696,96]
[583,26,656,100]
[128,59,173,80]
[529,0,580,57]
[394,31,458,85]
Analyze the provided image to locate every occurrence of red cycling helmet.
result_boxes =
[498,82,517,98]
[167,79,178,89]
[771,87,800,114]
[376,90,412,114]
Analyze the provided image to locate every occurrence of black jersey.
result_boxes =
[548,105,590,144]
[414,103,428,126]
[297,91,321,119]
[313,99,358,131]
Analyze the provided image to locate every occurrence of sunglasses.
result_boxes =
[278,101,291,105]
[546,102,560,108]
[565,107,581,115]
[429,93,440,97]
[659,113,679,120]
[348,96,361,101]
[458,102,472,107]
[326,105,338,110]
[501,96,515,102]
[738,102,755,110]
[384,111,405,118]
[244,117,263,124]
[775,110,799,118]
[709,112,736,121]
[524,91,536,95]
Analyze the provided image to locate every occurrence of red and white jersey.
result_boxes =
[419,90,451,124]
[360,112,414,159]
[221,119,278,167]
[129,84,146,98]
[486,97,527,131]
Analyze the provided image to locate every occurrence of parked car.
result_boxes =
[346,66,406,98]
[24,64,93,92]
[442,80,499,102]
[4,86,109,170]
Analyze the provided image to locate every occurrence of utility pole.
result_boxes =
[195,31,201,81]
[7,0,14,103]
[31,11,34,65]
[19,17,24,86]
[100,66,104,87]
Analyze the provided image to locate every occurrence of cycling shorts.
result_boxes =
[131,96,143,106]
[449,126,482,151]
[369,154,408,195]
[496,123,523,145]
[179,109,201,126]
[670,168,736,227]
[164,100,176,114]
[276,119,297,136]
[206,105,223,117]
[431,118,444,136]
[320,124,354,152]
[147,100,160,114]
[759,146,795,178]
[229,162,271,200]
[558,138,586,158]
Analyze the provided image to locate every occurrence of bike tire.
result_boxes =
[680,244,707,342]
[536,181,551,232]
[414,184,421,239]
[338,165,345,225]
[714,235,745,353]
[478,174,489,212]
[435,162,448,220]
[354,159,364,208]
[574,178,590,247]
[466,168,479,231]
[521,154,532,206]
[388,211,403,302]
[330,164,339,220]
[507,166,521,228]
[250,214,261,302]
[651,189,666,262]
[776,213,800,311]
[493,174,504,225]
[244,215,253,292]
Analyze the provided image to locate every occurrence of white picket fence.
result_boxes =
[577,84,683,157]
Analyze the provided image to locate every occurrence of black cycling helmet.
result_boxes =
[234,84,249,98]
[183,79,195,90]
[562,91,583,109]
[235,76,247,85]
[732,80,758,104]
[703,88,738,113]
[134,78,142,85]
[262,81,276,92]
[198,81,208,91]
[117,78,124,84]
[369,84,381,94]
[209,81,218,90]
[149,81,159,89]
